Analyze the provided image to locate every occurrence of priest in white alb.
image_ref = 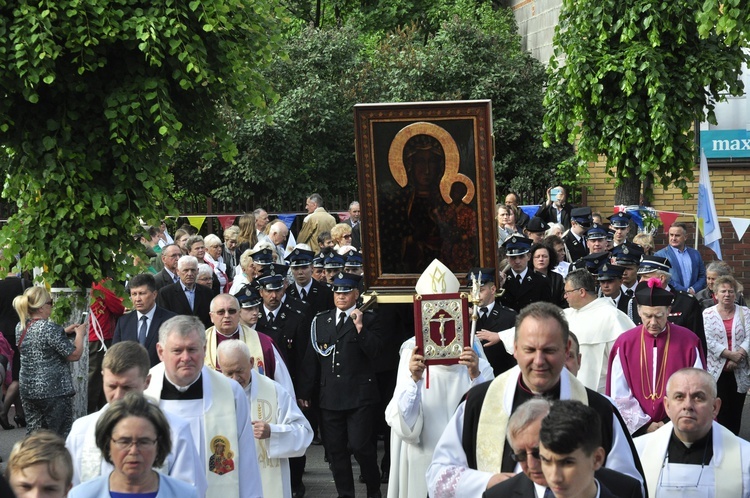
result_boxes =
[144,315,263,498]
[562,268,634,392]
[216,339,313,498]
[66,341,207,496]
[385,260,495,498]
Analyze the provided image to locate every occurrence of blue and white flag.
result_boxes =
[697,149,722,259]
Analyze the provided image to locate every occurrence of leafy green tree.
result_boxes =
[544,0,747,204]
[0,0,283,287]
[190,4,570,207]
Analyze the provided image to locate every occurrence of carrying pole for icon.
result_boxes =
[469,271,481,347]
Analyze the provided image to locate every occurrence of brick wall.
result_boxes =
[585,160,750,290]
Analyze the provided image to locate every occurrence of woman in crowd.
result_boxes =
[204,234,229,292]
[223,225,241,279]
[704,274,750,435]
[330,223,353,250]
[236,213,258,256]
[6,430,74,498]
[173,229,190,255]
[529,242,566,307]
[196,264,215,289]
[696,260,746,310]
[496,204,519,246]
[0,263,30,429]
[228,249,257,295]
[545,234,571,278]
[632,232,654,255]
[13,287,85,436]
[69,393,198,498]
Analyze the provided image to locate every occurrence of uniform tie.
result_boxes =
[479,306,488,320]
[516,274,523,285]
[626,289,634,298]
[336,311,347,332]
[267,311,275,326]
[138,315,148,346]
[301,288,308,301]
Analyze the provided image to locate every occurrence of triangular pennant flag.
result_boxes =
[187,216,206,231]
[657,211,679,233]
[217,215,237,230]
[276,214,297,230]
[730,217,750,241]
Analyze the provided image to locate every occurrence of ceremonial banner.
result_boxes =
[697,149,722,259]
[354,101,497,292]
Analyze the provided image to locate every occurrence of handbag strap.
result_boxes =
[18,318,40,348]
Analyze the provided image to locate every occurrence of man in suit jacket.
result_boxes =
[112,273,177,367]
[654,222,707,294]
[311,273,383,498]
[470,267,518,377]
[483,399,642,498]
[500,236,553,312]
[156,256,214,328]
[154,244,182,290]
[534,186,574,230]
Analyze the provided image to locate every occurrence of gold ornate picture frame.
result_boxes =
[354,100,497,292]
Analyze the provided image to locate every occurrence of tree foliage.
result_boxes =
[185,3,570,207]
[544,0,748,203]
[0,0,283,287]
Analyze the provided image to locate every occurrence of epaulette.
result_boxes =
[315,310,330,316]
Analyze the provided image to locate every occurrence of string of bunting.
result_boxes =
[166,212,351,232]
[614,205,750,241]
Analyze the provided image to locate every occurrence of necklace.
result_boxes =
[640,323,670,403]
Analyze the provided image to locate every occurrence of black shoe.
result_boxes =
[311,436,323,445]
[14,415,26,428]
[380,470,389,483]
[0,414,13,430]
[292,483,305,498]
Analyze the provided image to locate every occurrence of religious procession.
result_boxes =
[2,0,750,495]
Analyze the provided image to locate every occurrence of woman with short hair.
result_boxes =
[69,393,198,498]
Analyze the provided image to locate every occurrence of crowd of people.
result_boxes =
[1,187,749,498]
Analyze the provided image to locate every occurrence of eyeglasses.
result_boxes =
[343,234,352,239]
[111,438,158,451]
[212,308,238,316]
[563,287,582,296]
[510,447,540,462]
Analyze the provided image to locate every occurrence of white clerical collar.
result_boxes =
[217,325,241,338]
[164,372,201,393]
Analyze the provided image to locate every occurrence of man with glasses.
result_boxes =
[154,243,183,290]
[500,236,553,312]
[113,273,176,367]
[204,293,294,397]
[157,255,214,328]
[483,399,642,498]
[427,301,643,497]
[635,368,750,496]
[562,269,634,392]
